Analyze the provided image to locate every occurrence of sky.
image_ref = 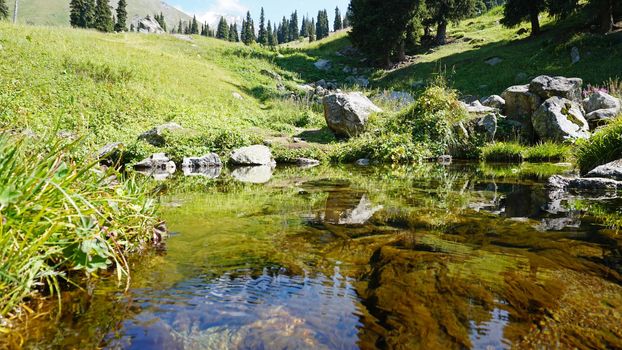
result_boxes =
[169,0,351,27]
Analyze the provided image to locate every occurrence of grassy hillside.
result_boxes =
[282,8,622,97]
[7,0,191,28]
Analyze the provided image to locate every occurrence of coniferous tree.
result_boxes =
[159,13,167,31]
[258,7,268,45]
[289,11,299,40]
[309,18,316,42]
[425,0,479,44]
[334,7,343,31]
[114,0,127,32]
[130,23,135,32]
[267,21,275,46]
[316,10,330,40]
[500,0,545,35]
[0,0,7,20]
[216,17,229,39]
[70,0,96,28]
[242,11,255,45]
[273,27,279,44]
[241,19,247,42]
[349,0,423,66]
[191,15,199,34]
[94,0,113,32]
[177,20,182,34]
[343,7,352,27]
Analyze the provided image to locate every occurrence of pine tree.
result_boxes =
[94,0,113,32]
[334,7,343,31]
[70,0,96,28]
[290,11,299,40]
[191,15,199,34]
[130,23,135,32]
[114,0,127,32]
[316,10,330,40]
[349,0,423,66]
[258,7,268,45]
[159,12,167,31]
[242,11,255,45]
[0,0,7,20]
[343,7,352,28]
[273,27,279,44]
[177,20,182,34]
[216,17,229,39]
[425,0,479,44]
[267,21,277,47]
[309,18,316,42]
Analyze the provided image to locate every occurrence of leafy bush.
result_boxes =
[575,117,622,174]
[0,135,157,317]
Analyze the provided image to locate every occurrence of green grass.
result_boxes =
[481,142,572,162]
[0,134,157,320]
[575,117,622,174]
[481,142,525,162]
[7,0,190,27]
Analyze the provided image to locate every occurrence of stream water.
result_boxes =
[11,163,622,349]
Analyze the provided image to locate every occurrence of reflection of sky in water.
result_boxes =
[105,267,363,350]
[469,307,511,350]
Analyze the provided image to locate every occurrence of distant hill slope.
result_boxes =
[8,0,191,28]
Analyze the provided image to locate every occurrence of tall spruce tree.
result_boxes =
[216,17,229,39]
[0,0,9,20]
[267,21,276,46]
[289,11,299,40]
[177,20,182,33]
[94,0,113,32]
[500,0,545,35]
[114,0,127,32]
[349,0,424,66]
[309,18,316,42]
[273,27,279,44]
[190,15,198,34]
[316,10,330,39]
[242,11,256,45]
[343,7,352,27]
[240,19,247,42]
[258,7,268,45]
[334,7,343,31]
[70,0,95,28]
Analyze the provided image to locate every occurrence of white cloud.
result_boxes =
[197,0,248,26]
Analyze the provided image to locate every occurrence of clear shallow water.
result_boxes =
[10,163,622,349]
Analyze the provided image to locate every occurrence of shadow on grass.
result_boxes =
[296,127,338,144]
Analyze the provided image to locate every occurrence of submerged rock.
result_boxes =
[230,145,274,166]
[231,166,273,184]
[138,122,183,147]
[324,193,382,225]
[532,97,590,142]
[323,92,382,137]
[529,75,583,102]
[296,158,320,168]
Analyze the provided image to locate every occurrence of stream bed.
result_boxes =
[11,163,622,349]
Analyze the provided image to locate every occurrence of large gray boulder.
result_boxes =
[583,91,621,127]
[532,97,590,142]
[137,16,165,34]
[138,122,183,146]
[586,159,622,181]
[323,92,382,137]
[230,145,274,166]
[501,84,542,140]
[548,175,622,193]
[528,75,583,102]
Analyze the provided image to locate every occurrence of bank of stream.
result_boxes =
[4,162,622,349]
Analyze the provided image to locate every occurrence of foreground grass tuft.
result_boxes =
[575,117,622,174]
[481,142,571,163]
[0,135,158,319]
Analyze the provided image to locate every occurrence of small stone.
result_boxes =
[356,158,370,166]
[484,57,503,66]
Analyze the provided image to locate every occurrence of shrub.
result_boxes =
[0,135,157,317]
[575,117,622,174]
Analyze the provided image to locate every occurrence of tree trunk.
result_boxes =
[599,0,614,33]
[13,0,18,23]
[398,39,406,62]
[436,20,447,45]
[529,8,540,36]
[385,54,392,69]
[424,25,431,38]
